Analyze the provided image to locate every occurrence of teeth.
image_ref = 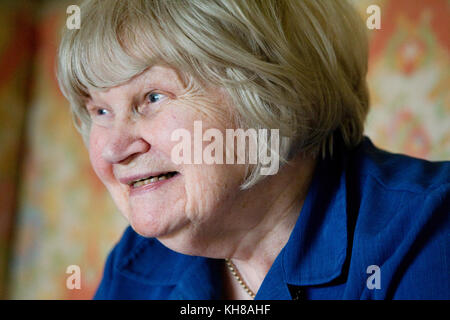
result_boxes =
[133,181,145,188]
[131,172,176,188]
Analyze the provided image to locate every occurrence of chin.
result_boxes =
[126,206,186,239]
[128,215,168,239]
[157,232,206,257]
[128,209,219,258]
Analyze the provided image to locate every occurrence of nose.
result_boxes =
[101,123,150,164]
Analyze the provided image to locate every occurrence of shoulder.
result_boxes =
[349,138,449,239]
[348,137,449,233]
[94,226,192,299]
[352,137,449,193]
[106,226,169,270]
[345,138,449,299]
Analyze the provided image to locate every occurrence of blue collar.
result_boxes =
[282,148,348,285]
[255,146,349,299]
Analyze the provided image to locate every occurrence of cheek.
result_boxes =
[88,127,113,182]
[150,105,244,218]
[147,116,181,157]
[182,163,245,225]
[144,107,200,163]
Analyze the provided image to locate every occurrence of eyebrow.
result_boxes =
[84,62,183,107]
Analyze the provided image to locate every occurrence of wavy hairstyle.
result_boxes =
[57,0,369,188]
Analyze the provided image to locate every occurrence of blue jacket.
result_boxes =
[94,137,449,299]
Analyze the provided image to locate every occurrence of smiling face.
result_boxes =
[87,65,247,252]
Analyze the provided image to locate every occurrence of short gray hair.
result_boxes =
[57,0,370,189]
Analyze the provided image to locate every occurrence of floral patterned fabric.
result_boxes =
[0,0,448,299]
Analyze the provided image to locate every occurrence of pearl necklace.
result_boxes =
[224,258,256,299]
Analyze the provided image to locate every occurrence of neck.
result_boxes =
[222,154,316,296]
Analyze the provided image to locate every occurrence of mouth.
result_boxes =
[129,171,179,189]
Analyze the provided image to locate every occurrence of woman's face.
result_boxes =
[87,65,247,252]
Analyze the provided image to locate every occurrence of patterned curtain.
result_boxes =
[0,0,448,299]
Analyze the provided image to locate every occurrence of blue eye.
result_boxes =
[97,108,109,115]
[87,106,112,126]
[148,92,164,103]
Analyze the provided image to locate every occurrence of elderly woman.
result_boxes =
[57,0,449,300]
